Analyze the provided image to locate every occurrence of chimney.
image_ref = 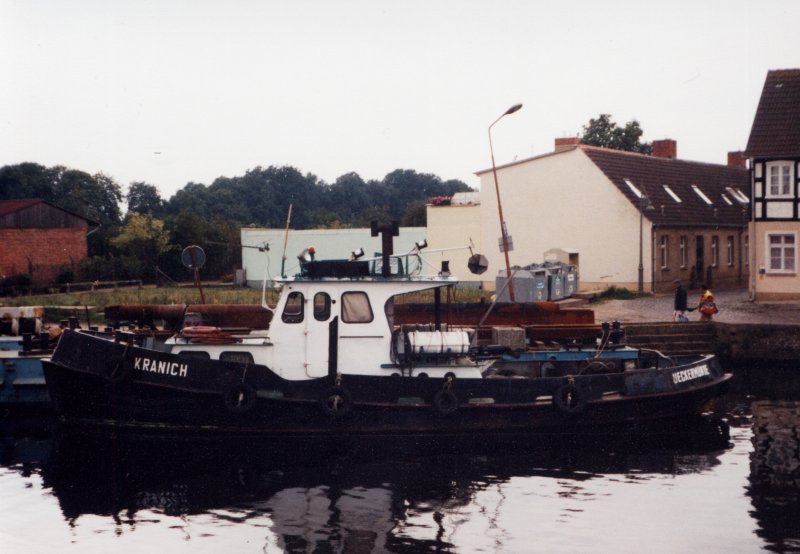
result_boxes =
[727,150,746,168]
[555,136,581,152]
[652,139,677,159]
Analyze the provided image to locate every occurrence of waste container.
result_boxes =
[544,263,565,301]
[563,264,578,296]
[496,265,551,302]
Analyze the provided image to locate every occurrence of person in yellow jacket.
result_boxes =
[698,284,717,321]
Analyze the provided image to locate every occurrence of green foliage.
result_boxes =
[580,114,652,154]
[56,266,75,284]
[127,182,165,215]
[595,286,642,300]
[112,213,171,274]
[1,160,474,283]
[78,255,144,282]
[0,273,33,296]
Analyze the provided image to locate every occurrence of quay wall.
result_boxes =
[715,323,800,364]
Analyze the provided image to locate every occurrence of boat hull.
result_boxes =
[44,330,731,435]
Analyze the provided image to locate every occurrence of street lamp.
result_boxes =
[638,194,655,293]
[489,102,523,302]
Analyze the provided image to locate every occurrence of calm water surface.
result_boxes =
[1,370,799,553]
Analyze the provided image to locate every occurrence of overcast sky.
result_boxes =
[2,0,798,200]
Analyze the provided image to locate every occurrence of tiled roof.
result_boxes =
[745,68,800,157]
[0,198,44,216]
[582,147,750,227]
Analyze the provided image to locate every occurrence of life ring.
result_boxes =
[552,384,586,415]
[105,352,135,384]
[319,385,353,417]
[181,326,222,336]
[223,383,257,414]
[432,389,459,416]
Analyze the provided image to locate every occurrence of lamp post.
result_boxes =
[638,194,654,293]
[489,103,523,302]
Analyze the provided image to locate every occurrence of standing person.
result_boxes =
[672,279,688,322]
[698,284,717,321]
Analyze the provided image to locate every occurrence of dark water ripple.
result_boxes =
[1,377,799,553]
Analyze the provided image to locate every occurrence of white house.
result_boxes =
[475,138,750,293]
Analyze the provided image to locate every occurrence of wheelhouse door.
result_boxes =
[305,290,335,377]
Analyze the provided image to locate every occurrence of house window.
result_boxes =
[726,236,734,266]
[680,236,688,268]
[660,236,669,269]
[341,291,374,323]
[711,236,719,267]
[767,162,793,197]
[767,233,796,273]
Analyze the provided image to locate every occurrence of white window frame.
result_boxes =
[679,236,687,268]
[726,236,734,267]
[766,232,797,274]
[660,235,669,269]
[711,236,719,267]
[766,161,793,198]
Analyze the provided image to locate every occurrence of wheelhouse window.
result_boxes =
[660,236,669,269]
[341,291,374,323]
[281,291,305,323]
[726,236,734,266]
[313,292,331,321]
[679,236,688,268]
[767,162,793,197]
[768,233,796,273]
[711,236,719,267]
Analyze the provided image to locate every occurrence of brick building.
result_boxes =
[0,199,97,285]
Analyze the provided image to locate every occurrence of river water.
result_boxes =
[1,369,798,553]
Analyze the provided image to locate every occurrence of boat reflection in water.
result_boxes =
[40,418,730,552]
[749,400,800,553]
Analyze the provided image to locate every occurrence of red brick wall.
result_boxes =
[653,228,748,292]
[0,228,88,285]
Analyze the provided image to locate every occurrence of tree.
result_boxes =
[0,163,59,201]
[111,213,171,277]
[127,182,164,216]
[580,114,652,154]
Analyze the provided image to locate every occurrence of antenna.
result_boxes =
[280,204,293,277]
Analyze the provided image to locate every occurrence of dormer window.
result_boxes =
[726,187,749,204]
[662,185,682,203]
[691,185,713,205]
[767,162,793,197]
[624,178,643,198]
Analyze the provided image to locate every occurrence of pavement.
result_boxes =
[587,288,800,325]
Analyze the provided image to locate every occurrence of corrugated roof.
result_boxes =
[745,68,800,157]
[582,146,750,227]
[0,198,44,216]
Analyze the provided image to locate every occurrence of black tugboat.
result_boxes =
[43,225,731,435]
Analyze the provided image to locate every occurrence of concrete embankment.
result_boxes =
[587,289,800,365]
[622,321,800,365]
